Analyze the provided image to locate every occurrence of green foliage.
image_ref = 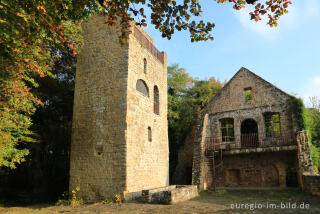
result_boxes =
[309,143,320,173]
[55,191,71,206]
[99,0,292,42]
[0,48,76,203]
[167,64,222,180]
[289,95,320,171]
[55,187,83,207]
[0,0,98,168]
[289,96,306,132]
[304,97,320,172]
[70,186,83,207]
[0,0,293,169]
[244,88,252,101]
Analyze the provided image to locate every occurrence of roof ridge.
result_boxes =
[201,67,290,115]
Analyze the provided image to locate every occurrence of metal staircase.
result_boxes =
[205,137,223,191]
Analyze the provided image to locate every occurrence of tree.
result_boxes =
[0,0,97,168]
[99,0,292,42]
[0,47,76,203]
[305,97,320,172]
[167,64,223,180]
[0,0,292,168]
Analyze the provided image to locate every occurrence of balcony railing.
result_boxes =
[133,25,164,64]
[205,131,297,155]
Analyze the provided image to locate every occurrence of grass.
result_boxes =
[0,189,319,214]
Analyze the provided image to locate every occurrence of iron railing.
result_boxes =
[133,25,164,64]
[205,131,297,155]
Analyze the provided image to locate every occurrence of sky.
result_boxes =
[142,0,320,106]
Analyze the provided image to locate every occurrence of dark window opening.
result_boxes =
[154,86,159,115]
[264,113,281,138]
[143,58,147,74]
[185,167,192,185]
[136,79,149,97]
[286,163,298,187]
[241,119,259,147]
[244,87,252,101]
[148,127,152,142]
[220,118,234,142]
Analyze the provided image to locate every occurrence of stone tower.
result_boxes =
[69,15,169,202]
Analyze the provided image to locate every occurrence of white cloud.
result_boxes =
[233,0,320,40]
[234,7,277,41]
[299,76,320,107]
[304,0,320,18]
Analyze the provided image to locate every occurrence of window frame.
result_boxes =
[264,112,281,138]
[153,85,159,115]
[220,118,235,142]
[244,87,253,101]
[136,79,149,97]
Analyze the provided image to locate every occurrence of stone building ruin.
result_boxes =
[69,15,169,202]
[69,15,320,201]
[174,68,320,195]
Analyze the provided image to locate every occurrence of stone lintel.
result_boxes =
[223,145,298,155]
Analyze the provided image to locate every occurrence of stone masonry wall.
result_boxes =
[296,131,316,190]
[206,68,295,147]
[205,151,298,188]
[191,68,296,190]
[125,26,169,196]
[69,15,128,202]
[302,175,320,196]
[208,105,294,148]
[205,68,292,114]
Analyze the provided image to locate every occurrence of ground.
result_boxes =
[1,189,319,214]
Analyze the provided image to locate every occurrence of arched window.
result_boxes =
[136,79,149,97]
[143,58,147,74]
[154,86,159,115]
[148,127,152,142]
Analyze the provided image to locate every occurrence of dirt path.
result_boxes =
[1,189,319,214]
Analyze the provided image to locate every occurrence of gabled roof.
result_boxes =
[202,67,291,114]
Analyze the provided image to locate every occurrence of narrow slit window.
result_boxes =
[148,127,152,142]
[154,86,159,115]
[244,87,252,101]
[143,58,147,74]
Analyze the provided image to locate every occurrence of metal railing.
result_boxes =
[133,25,164,64]
[205,131,297,155]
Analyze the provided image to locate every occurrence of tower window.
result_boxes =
[136,79,149,97]
[154,86,159,115]
[264,113,281,137]
[220,118,235,142]
[148,127,152,142]
[143,58,147,74]
[244,87,252,101]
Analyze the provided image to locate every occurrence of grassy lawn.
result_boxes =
[0,189,319,214]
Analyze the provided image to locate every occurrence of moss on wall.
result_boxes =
[289,96,306,132]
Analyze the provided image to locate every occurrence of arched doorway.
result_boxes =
[241,119,259,147]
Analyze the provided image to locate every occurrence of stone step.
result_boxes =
[140,185,198,204]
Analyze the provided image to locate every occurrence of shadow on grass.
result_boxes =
[193,189,320,214]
